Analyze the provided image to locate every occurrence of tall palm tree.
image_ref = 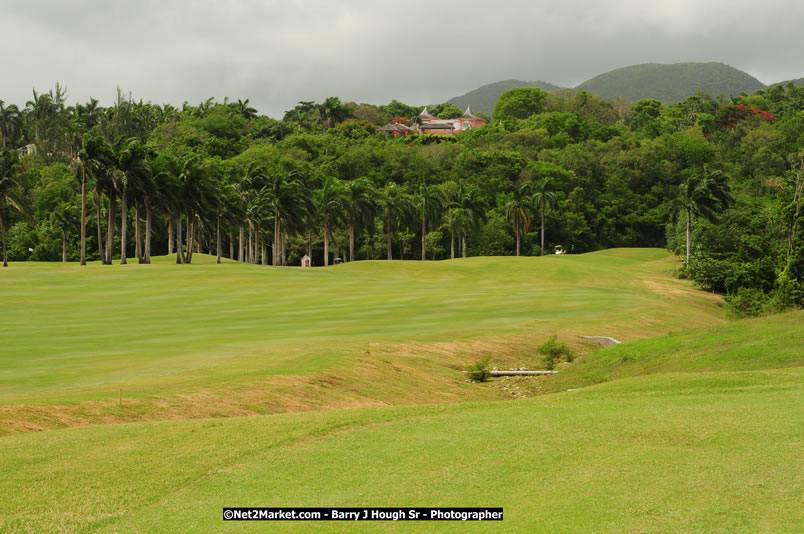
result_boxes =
[378,183,415,260]
[316,176,347,266]
[235,99,258,120]
[531,176,557,256]
[215,182,241,264]
[69,155,88,265]
[443,207,467,259]
[506,182,534,256]
[52,201,77,262]
[0,149,35,266]
[152,153,182,261]
[175,153,215,264]
[417,183,445,260]
[238,163,267,264]
[233,165,260,262]
[80,133,115,264]
[317,96,351,134]
[263,166,310,266]
[0,101,22,149]
[450,180,488,258]
[525,161,568,256]
[672,166,733,266]
[343,178,375,262]
[115,137,151,264]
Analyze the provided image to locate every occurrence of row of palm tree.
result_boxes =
[505,176,558,257]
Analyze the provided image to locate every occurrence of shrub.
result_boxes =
[686,254,732,292]
[724,287,770,318]
[538,335,574,370]
[769,271,803,311]
[466,355,492,382]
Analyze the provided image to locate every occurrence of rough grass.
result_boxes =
[0,249,726,433]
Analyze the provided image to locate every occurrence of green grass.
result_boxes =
[1,249,723,411]
[1,249,801,532]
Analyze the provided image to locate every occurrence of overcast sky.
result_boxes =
[1,0,802,118]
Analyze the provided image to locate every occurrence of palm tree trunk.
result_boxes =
[386,226,393,260]
[686,209,692,267]
[273,216,280,266]
[144,202,151,264]
[516,227,521,257]
[96,190,105,264]
[107,190,115,264]
[282,231,287,266]
[80,179,86,266]
[450,230,455,259]
[168,215,173,255]
[540,202,545,256]
[120,189,127,264]
[216,216,222,264]
[1,212,8,267]
[248,223,253,264]
[349,223,355,262]
[185,215,191,261]
[134,200,141,262]
[176,213,183,264]
[324,226,330,266]
[421,213,426,261]
[238,225,243,262]
[186,216,195,264]
[62,228,67,262]
[462,231,467,258]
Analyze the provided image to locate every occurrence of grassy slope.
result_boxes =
[0,249,726,433]
[575,62,766,103]
[538,310,804,393]
[1,311,801,533]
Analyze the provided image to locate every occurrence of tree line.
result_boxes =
[0,83,802,316]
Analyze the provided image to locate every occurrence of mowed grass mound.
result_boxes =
[1,311,801,533]
[537,309,804,393]
[1,249,725,433]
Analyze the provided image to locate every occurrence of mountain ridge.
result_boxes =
[447,62,794,116]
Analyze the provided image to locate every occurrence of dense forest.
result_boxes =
[1,82,802,317]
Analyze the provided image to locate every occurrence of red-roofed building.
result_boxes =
[377,106,486,136]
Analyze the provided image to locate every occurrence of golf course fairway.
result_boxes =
[1,249,801,532]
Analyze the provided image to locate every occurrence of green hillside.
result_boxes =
[447,79,562,116]
[446,62,770,114]
[771,77,804,87]
[575,62,766,103]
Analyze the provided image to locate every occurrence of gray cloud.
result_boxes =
[1,0,802,118]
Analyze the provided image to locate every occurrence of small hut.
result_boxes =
[301,254,311,267]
